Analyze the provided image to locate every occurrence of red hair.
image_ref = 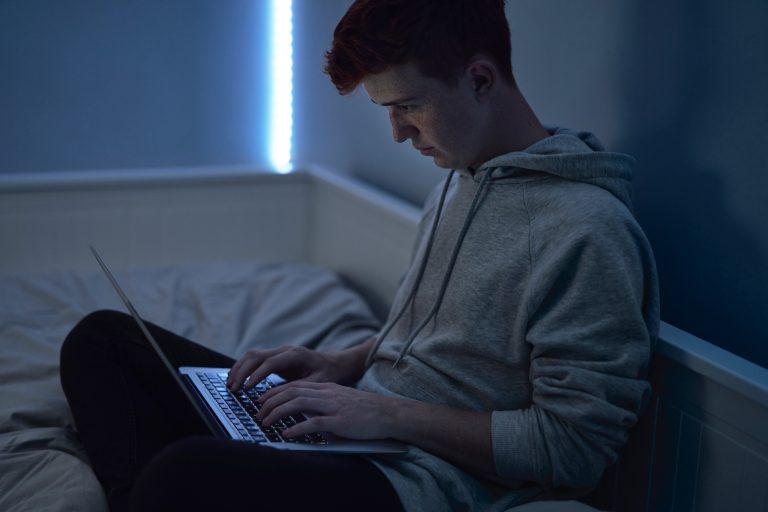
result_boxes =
[325,0,514,95]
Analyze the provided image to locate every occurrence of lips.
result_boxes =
[416,146,434,156]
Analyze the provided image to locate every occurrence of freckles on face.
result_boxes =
[363,64,481,169]
[424,97,478,169]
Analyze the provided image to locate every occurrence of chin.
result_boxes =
[427,150,465,170]
[431,155,455,169]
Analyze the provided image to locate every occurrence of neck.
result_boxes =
[478,85,549,166]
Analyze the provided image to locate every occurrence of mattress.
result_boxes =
[0,261,381,511]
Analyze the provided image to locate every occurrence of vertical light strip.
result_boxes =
[270,0,293,173]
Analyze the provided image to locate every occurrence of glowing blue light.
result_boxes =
[269,0,293,173]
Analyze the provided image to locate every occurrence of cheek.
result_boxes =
[431,109,472,149]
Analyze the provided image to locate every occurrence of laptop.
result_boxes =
[91,246,406,454]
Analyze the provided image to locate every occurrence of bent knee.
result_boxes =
[76,309,133,334]
[60,309,132,375]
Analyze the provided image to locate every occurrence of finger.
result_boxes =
[257,384,326,424]
[258,379,328,403]
[255,382,299,419]
[227,348,284,390]
[260,395,324,428]
[258,383,335,425]
[282,416,332,440]
[228,357,258,390]
[243,348,312,390]
[228,358,249,388]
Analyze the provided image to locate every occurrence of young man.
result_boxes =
[61,1,658,510]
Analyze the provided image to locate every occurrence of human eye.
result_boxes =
[397,104,417,113]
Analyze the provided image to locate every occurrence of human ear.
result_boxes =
[465,57,495,98]
[472,74,489,91]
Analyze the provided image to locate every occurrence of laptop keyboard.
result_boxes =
[197,372,327,445]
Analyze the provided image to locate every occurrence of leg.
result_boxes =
[130,436,404,511]
[60,309,235,510]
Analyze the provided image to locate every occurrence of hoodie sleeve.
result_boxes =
[491,205,658,488]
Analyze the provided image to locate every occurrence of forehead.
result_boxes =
[362,63,451,105]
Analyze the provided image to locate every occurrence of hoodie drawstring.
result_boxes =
[364,170,456,369]
[390,167,495,368]
[366,167,496,369]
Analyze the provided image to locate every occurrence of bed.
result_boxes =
[0,260,384,511]
[1,167,766,511]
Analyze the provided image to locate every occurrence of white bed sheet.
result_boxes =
[0,261,380,511]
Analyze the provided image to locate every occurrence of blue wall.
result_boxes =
[0,0,270,173]
[618,0,768,367]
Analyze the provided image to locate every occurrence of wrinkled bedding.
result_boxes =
[0,261,380,511]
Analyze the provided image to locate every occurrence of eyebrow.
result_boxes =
[370,96,419,107]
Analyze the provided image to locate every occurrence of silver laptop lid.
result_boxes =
[90,246,222,435]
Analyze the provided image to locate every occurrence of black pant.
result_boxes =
[60,310,404,512]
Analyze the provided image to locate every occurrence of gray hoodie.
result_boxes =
[359,128,660,511]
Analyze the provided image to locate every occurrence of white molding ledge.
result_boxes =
[658,321,768,408]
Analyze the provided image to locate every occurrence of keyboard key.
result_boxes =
[204,373,329,445]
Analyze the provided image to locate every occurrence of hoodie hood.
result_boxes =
[473,127,637,211]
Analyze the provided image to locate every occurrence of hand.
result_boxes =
[257,379,495,478]
[227,344,366,392]
[227,346,343,391]
[256,380,396,441]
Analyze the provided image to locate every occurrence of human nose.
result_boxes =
[389,110,416,143]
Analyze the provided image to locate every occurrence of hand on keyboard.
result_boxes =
[227,346,343,391]
[255,380,397,442]
[227,338,375,392]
